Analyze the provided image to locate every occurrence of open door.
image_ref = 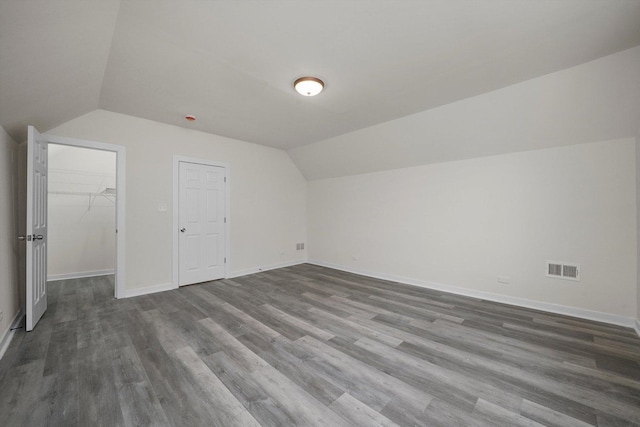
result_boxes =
[23,126,48,331]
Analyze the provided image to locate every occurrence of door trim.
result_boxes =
[43,134,126,299]
[173,156,230,287]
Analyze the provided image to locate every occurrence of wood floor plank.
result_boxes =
[217,300,282,339]
[503,321,640,361]
[396,335,640,423]
[420,397,485,427]
[472,398,545,427]
[77,321,125,426]
[43,320,77,376]
[355,335,522,412]
[174,346,262,427]
[111,344,171,426]
[126,309,223,426]
[405,319,640,408]
[204,350,296,427]
[198,317,269,372]
[235,331,346,406]
[303,291,375,319]
[53,291,78,324]
[13,319,52,367]
[142,309,192,354]
[519,399,596,427]
[329,392,400,427]
[1,267,640,426]
[260,303,335,341]
[297,335,434,413]
[250,363,351,427]
[0,360,46,426]
[306,306,404,347]
[428,318,599,368]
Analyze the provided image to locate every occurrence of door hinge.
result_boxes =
[224,176,227,183]
[224,257,227,263]
[224,217,226,223]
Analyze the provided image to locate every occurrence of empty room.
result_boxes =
[1,1,640,426]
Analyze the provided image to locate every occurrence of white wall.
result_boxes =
[48,110,307,291]
[47,145,116,278]
[308,139,637,319]
[0,125,20,347]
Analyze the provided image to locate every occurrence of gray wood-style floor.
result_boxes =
[1,264,639,426]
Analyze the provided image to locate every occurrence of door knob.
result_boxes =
[180,228,186,233]
[18,235,26,241]
[34,235,44,240]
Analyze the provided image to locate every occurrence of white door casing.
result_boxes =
[42,133,126,299]
[26,126,48,331]
[178,161,226,285]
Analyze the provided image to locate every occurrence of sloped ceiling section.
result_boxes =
[1,1,640,148]
[0,0,121,142]
[289,47,640,180]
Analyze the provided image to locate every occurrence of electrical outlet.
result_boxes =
[497,276,510,284]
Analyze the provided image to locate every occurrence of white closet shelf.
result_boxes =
[49,188,116,210]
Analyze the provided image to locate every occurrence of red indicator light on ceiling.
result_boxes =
[185,115,196,121]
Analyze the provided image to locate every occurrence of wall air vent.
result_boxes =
[546,261,580,281]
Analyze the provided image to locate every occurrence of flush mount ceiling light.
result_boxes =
[294,76,324,96]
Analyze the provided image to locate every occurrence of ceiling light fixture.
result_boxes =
[294,76,324,96]
[185,114,196,121]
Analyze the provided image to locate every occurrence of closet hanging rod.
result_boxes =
[49,190,116,197]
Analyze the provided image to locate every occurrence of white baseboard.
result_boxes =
[0,309,25,360]
[124,282,177,298]
[307,259,637,329]
[229,260,307,279]
[48,269,115,282]
[123,261,306,298]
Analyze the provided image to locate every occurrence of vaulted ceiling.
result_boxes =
[1,0,640,149]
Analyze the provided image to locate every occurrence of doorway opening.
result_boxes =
[45,134,126,299]
[24,128,126,331]
[47,144,116,287]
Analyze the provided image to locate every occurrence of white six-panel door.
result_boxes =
[26,126,48,331]
[179,162,226,285]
